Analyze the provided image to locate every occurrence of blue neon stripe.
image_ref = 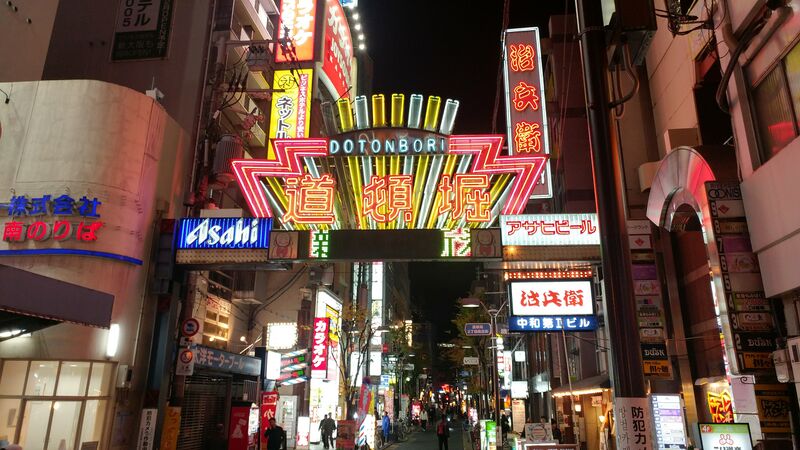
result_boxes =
[0,249,143,265]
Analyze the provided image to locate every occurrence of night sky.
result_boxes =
[359,0,573,134]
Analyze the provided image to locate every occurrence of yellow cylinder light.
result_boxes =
[423,96,441,132]
[336,98,354,132]
[391,93,405,127]
[372,94,387,128]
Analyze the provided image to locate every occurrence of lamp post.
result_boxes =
[460,295,508,445]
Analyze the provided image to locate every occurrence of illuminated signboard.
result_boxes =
[175,218,272,249]
[2,194,103,243]
[509,279,594,316]
[503,27,552,198]
[276,0,316,62]
[322,0,354,99]
[311,317,330,379]
[268,69,313,158]
[509,315,597,332]
[500,213,599,246]
[651,394,687,450]
[233,94,547,230]
[707,389,734,424]
[699,423,752,450]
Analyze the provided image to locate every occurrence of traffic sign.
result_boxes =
[464,323,492,336]
[176,348,195,376]
[179,349,194,364]
[181,318,200,338]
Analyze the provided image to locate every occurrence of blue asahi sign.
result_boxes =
[176,218,272,249]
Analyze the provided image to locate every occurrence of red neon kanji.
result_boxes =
[509,44,535,72]
[437,174,491,222]
[512,81,540,112]
[542,291,561,307]
[520,290,540,307]
[513,121,542,154]
[77,221,103,241]
[53,221,72,241]
[3,221,24,242]
[282,174,336,224]
[555,220,570,235]
[563,290,584,307]
[26,221,49,241]
[362,175,413,223]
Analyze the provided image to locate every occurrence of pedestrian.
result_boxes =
[327,415,337,449]
[382,411,391,447]
[551,419,562,443]
[420,408,429,431]
[436,416,450,450]
[320,414,331,449]
[500,413,510,443]
[264,418,286,450]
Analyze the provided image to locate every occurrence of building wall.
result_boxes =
[0,0,60,82]
[40,0,214,134]
[0,79,190,447]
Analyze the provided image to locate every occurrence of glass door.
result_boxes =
[17,400,82,450]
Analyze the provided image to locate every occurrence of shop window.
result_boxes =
[79,399,108,445]
[18,400,51,450]
[25,361,58,396]
[0,361,28,395]
[87,363,113,397]
[0,398,21,441]
[752,40,800,162]
[56,362,91,396]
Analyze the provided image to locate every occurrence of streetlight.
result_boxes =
[459,294,508,445]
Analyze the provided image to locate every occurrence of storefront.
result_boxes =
[308,289,343,443]
[0,79,190,449]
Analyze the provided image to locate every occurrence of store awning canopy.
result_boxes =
[0,265,114,340]
[551,374,610,397]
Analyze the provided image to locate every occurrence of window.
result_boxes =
[752,40,800,162]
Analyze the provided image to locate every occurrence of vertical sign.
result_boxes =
[503,27,551,198]
[112,0,174,60]
[137,408,157,450]
[323,0,354,99]
[260,391,280,447]
[159,406,181,450]
[705,182,776,374]
[650,394,687,450]
[228,405,251,450]
[311,318,331,378]
[268,69,314,158]
[276,0,317,62]
[615,398,653,450]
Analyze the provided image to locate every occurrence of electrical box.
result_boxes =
[787,337,800,380]
[116,364,132,389]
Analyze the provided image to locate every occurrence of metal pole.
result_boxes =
[574,0,645,398]
[490,311,501,444]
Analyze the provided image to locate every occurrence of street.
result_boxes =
[390,421,470,450]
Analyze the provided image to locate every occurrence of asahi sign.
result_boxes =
[176,218,272,249]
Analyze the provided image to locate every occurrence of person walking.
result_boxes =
[436,416,450,450]
[381,411,391,447]
[320,414,332,449]
[420,408,429,431]
[326,415,337,449]
[264,418,286,450]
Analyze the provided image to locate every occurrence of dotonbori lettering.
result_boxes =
[328,137,448,155]
[185,218,262,247]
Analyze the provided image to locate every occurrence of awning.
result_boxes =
[0,265,114,340]
[551,374,610,397]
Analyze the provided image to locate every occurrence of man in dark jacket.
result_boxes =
[264,418,286,450]
[436,416,450,450]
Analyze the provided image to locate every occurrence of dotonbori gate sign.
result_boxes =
[231,93,548,230]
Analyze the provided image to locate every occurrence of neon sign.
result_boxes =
[268,69,313,159]
[276,0,316,62]
[311,317,330,379]
[707,389,734,424]
[509,279,594,316]
[503,27,552,198]
[322,0,353,99]
[175,218,272,249]
[2,194,103,243]
[500,214,600,246]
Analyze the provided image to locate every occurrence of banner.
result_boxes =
[228,405,251,450]
[260,391,280,447]
[267,69,313,158]
[311,317,331,378]
[356,377,373,445]
[336,420,356,450]
[112,0,174,60]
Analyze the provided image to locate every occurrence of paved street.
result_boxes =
[390,421,471,450]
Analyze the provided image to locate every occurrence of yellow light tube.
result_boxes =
[336,98,354,132]
[423,96,441,132]
[372,94,387,128]
[391,93,405,127]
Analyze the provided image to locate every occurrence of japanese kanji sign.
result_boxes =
[322,0,354,99]
[509,279,594,316]
[268,69,313,159]
[615,397,653,450]
[503,27,552,198]
[194,345,261,376]
[276,0,317,63]
[311,317,330,379]
[500,213,600,246]
[112,0,174,60]
[2,194,104,243]
[508,315,597,332]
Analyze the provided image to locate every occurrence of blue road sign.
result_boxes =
[464,323,493,336]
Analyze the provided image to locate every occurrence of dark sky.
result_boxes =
[359,0,572,134]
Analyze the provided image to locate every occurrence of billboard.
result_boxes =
[503,27,551,198]
[500,214,600,246]
[322,0,354,99]
[175,218,272,249]
[311,318,330,379]
[509,279,594,316]
[275,0,316,62]
[268,69,314,158]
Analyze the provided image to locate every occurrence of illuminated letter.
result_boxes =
[399,138,409,154]
[371,139,381,154]
[385,139,396,154]
[329,139,340,155]
[426,138,436,153]
[358,139,368,154]
[344,139,355,154]
[413,139,423,153]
